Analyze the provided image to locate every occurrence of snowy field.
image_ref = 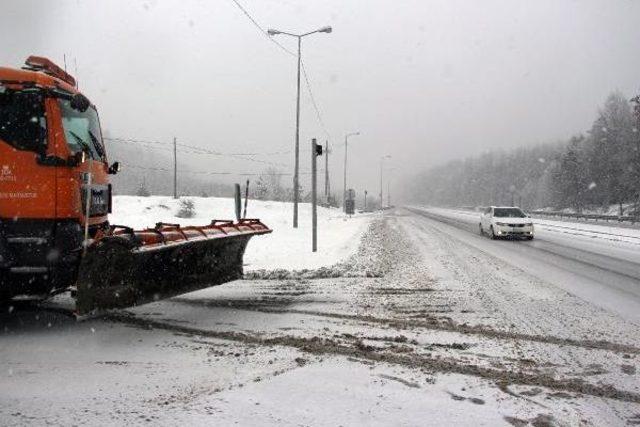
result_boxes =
[110,196,373,271]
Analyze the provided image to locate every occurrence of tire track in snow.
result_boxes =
[104,311,640,404]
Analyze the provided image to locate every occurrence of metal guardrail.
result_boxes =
[529,210,639,224]
[455,206,640,224]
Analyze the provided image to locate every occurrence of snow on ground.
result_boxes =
[109,196,374,271]
[2,208,640,425]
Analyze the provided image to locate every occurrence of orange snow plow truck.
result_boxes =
[0,56,271,314]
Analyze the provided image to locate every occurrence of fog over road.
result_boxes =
[406,207,640,324]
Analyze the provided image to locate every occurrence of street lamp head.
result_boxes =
[267,29,280,36]
[319,26,332,33]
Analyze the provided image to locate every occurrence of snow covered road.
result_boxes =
[408,207,640,323]
[1,209,639,425]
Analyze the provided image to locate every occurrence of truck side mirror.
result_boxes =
[108,161,121,175]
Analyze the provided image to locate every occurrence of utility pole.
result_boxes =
[173,137,177,199]
[364,190,368,211]
[343,132,360,211]
[343,137,347,211]
[324,140,330,203]
[311,138,322,252]
[267,26,332,229]
[293,36,301,228]
[379,159,383,208]
[380,155,390,209]
[387,179,391,207]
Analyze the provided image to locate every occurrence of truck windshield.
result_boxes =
[0,90,47,153]
[58,98,105,161]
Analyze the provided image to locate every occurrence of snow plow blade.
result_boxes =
[75,219,271,315]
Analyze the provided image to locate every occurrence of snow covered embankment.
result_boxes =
[110,196,374,272]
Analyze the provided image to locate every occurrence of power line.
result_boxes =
[228,0,296,57]
[122,162,321,177]
[301,60,330,138]
[104,137,170,146]
[109,1,334,178]
[227,0,331,138]
[176,142,292,158]
[175,142,290,167]
[107,137,293,156]
[106,137,291,168]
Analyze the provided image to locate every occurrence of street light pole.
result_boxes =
[342,132,360,211]
[386,167,397,207]
[293,36,301,228]
[343,135,347,210]
[388,179,391,207]
[268,26,332,228]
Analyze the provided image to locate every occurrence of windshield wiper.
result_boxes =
[88,130,105,159]
[68,131,92,156]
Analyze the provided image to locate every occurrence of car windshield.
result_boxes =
[493,208,526,218]
[58,98,105,161]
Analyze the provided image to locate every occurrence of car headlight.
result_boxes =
[495,222,508,226]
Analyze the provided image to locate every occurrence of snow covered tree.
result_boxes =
[254,167,287,201]
[586,92,635,212]
[552,136,588,211]
[176,199,195,218]
[136,181,151,197]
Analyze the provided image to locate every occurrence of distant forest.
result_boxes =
[410,91,640,214]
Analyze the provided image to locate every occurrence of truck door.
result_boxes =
[0,88,57,275]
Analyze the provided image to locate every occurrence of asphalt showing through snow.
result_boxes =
[406,207,640,323]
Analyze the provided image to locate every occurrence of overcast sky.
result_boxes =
[3,0,640,199]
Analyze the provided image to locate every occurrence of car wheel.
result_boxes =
[526,236,534,240]
[490,226,497,240]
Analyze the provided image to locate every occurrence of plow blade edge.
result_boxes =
[75,219,270,314]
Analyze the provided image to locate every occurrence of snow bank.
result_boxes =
[110,196,374,271]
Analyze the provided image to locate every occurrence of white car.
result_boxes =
[479,206,534,240]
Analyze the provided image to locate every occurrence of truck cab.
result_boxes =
[0,56,116,299]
